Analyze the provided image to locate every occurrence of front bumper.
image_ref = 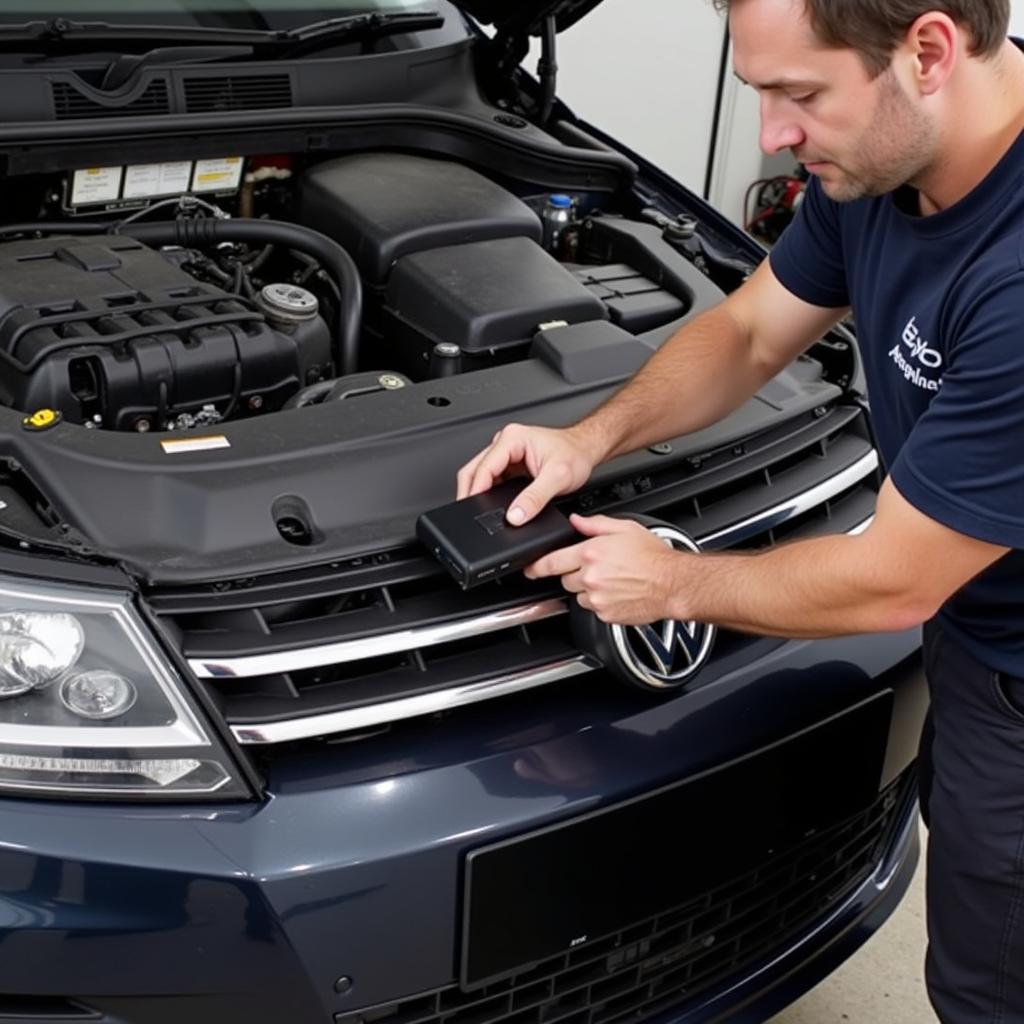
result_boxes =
[0,632,926,1024]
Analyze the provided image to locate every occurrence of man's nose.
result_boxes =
[759,100,805,155]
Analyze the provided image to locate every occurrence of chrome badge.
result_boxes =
[571,519,715,692]
[611,524,715,689]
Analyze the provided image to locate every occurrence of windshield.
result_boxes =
[0,0,430,29]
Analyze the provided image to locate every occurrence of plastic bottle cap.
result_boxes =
[548,194,572,208]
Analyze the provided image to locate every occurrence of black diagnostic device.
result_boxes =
[417,480,578,589]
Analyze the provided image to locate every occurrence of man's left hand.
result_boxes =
[525,513,681,624]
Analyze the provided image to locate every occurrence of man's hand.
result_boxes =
[456,423,601,525]
[525,513,682,624]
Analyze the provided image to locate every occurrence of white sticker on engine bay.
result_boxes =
[160,435,231,454]
[123,162,193,199]
[71,166,123,205]
[191,157,244,193]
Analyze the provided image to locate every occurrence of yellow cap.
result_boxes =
[22,408,61,430]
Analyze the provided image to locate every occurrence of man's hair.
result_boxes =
[715,0,1010,76]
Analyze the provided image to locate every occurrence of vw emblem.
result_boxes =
[570,519,716,692]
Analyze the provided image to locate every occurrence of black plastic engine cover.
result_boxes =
[385,236,607,353]
[297,153,543,284]
[0,235,331,430]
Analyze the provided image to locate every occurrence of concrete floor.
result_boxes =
[768,823,936,1023]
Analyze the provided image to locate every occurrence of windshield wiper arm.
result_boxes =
[101,46,255,91]
[282,10,444,44]
[0,12,444,51]
[0,18,275,46]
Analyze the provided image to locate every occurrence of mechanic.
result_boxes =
[456,2,1024,1021]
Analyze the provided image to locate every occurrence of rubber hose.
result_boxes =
[282,379,335,410]
[124,219,362,375]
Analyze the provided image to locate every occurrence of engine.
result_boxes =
[0,152,711,431]
[0,235,332,431]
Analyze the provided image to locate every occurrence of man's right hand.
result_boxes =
[456,423,600,525]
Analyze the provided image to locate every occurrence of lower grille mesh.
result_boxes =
[335,774,911,1024]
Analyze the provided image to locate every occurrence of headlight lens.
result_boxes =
[0,575,249,800]
[60,670,137,720]
[0,612,84,694]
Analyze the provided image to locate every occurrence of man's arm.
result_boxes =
[575,257,849,462]
[457,261,848,520]
[527,479,1009,636]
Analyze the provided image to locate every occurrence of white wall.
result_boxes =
[1012,5,1024,38]
[527,0,726,197]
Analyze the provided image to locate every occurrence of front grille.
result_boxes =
[147,403,882,745]
[335,774,911,1024]
[51,80,171,120]
[183,74,294,113]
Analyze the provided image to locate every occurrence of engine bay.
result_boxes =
[0,150,736,432]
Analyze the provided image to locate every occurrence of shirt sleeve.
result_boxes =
[768,177,850,308]
[889,269,1024,549]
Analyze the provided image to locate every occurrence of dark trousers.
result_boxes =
[919,620,1024,1023]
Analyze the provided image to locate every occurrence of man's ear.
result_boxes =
[903,11,958,96]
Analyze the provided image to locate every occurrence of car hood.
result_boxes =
[452,0,605,37]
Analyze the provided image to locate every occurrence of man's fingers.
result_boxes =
[506,461,575,525]
[568,513,635,537]
[456,449,488,499]
[456,424,592,512]
[460,439,527,498]
[524,540,587,580]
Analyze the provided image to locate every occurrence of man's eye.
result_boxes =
[790,92,817,105]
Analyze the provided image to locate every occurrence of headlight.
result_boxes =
[0,575,249,800]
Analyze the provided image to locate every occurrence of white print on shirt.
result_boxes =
[888,316,943,392]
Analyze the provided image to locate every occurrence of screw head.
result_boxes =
[334,976,353,994]
[648,443,673,455]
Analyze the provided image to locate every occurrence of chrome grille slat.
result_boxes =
[232,656,596,744]
[701,449,877,546]
[192,598,568,679]
[188,451,878,682]
[223,515,872,746]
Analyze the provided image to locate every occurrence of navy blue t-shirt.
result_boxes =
[770,130,1024,676]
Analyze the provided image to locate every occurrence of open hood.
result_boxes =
[453,0,605,39]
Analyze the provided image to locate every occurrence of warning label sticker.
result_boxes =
[123,162,193,199]
[160,435,232,454]
[71,167,123,205]
[192,157,244,193]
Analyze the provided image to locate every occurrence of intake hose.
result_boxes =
[0,218,363,375]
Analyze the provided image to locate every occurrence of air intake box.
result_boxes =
[297,153,543,283]
[385,236,607,353]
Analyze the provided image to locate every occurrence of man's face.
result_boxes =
[730,0,938,201]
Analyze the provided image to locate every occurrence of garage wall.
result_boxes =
[526,0,727,200]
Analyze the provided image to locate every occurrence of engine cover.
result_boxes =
[0,235,331,430]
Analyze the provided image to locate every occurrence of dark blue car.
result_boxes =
[0,2,925,1022]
